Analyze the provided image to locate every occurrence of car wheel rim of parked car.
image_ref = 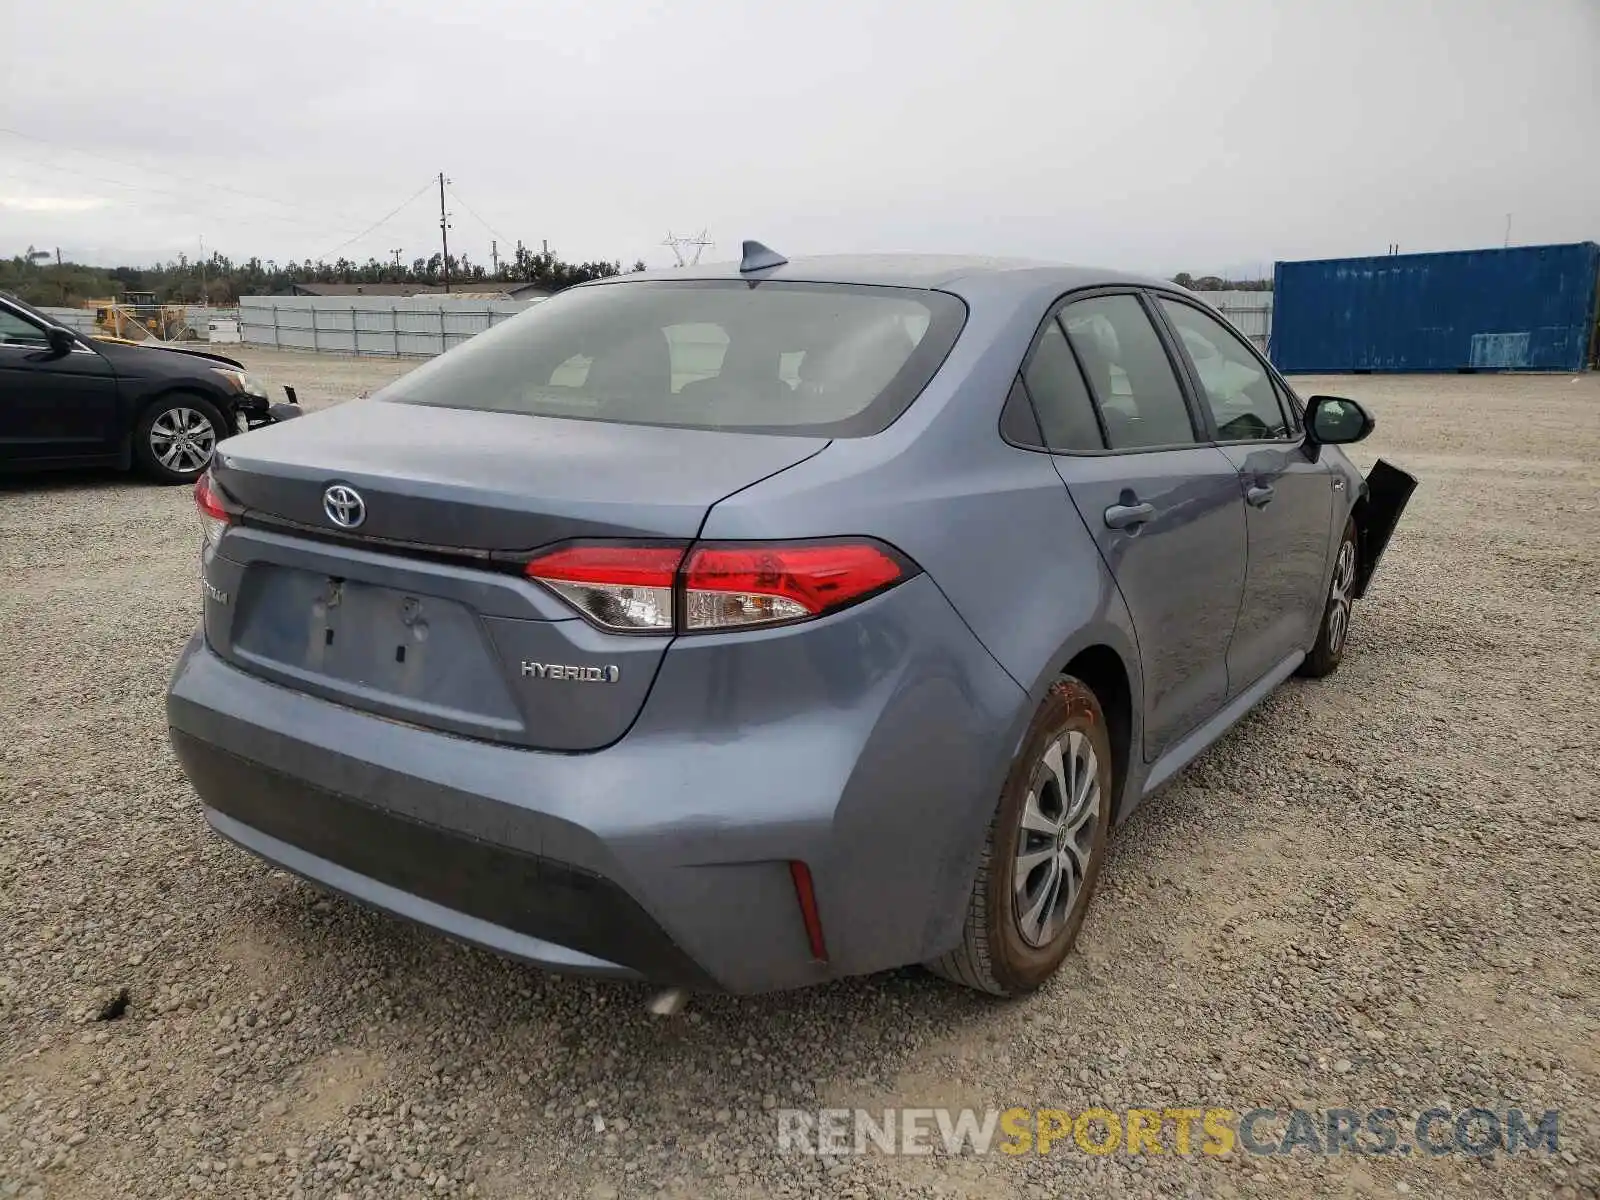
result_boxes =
[1014,730,1101,948]
[1327,538,1357,654]
[150,407,216,474]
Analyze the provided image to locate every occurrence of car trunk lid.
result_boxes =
[203,399,827,750]
[212,398,826,547]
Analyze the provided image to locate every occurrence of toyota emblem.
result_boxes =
[323,484,366,529]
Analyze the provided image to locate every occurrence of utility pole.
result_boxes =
[391,248,403,269]
[199,235,207,305]
[438,172,452,294]
[491,239,498,275]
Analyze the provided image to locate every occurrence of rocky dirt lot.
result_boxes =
[2,351,1596,1200]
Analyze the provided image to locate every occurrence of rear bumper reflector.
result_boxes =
[789,860,829,962]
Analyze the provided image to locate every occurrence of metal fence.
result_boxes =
[238,296,535,358]
[233,290,1276,362]
[39,307,98,335]
[1199,291,1274,353]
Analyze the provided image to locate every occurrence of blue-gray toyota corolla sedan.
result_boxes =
[167,245,1415,996]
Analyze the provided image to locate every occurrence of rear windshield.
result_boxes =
[378,279,967,437]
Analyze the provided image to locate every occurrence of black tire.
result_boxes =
[928,677,1113,996]
[132,393,228,484]
[1298,517,1359,679]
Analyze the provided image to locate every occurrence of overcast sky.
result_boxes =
[2,0,1596,275]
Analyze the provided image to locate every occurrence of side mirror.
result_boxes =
[45,326,77,355]
[1305,395,1375,445]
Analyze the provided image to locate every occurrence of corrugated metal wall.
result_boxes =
[1197,291,1273,352]
[238,295,536,357]
[39,307,99,334]
[1270,243,1600,373]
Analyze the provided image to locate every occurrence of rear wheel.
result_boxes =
[928,678,1112,996]
[134,394,226,484]
[1298,518,1358,678]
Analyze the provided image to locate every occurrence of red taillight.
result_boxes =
[524,544,684,632]
[194,472,229,522]
[682,543,905,630]
[194,472,232,546]
[524,539,911,634]
[789,861,829,962]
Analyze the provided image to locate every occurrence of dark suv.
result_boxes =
[0,292,298,483]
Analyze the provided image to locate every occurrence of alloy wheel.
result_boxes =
[1327,538,1357,654]
[149,407,217,475]
[1013,730,1102,948]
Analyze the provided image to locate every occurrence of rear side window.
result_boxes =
[1060,295,1196,450]
[1023,320,1105,452]
[379,280,966,438]
[1000,377,1044,445]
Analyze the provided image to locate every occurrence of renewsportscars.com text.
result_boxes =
[777,1106,1561,1158]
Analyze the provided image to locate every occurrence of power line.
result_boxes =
[0,125,377,227]
[311,179,436,262]
[4,137,455,268]
[3,157,438,268]
[445,182,514,248]
[0,156,364,236]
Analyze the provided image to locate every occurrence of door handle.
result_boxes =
[1245,484,1275,508]
[1104,501,1155,529]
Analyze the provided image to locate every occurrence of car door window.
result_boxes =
[0,310,50,347]
[1273,376,1303,433]
[1022,319,1104,451]
[1159,299,1290,441]
[1060,295,1195,450]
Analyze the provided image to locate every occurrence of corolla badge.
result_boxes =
[323,484,366,529]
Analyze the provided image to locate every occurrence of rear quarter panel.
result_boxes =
[699,272,1144,720]
[698,277,1147,940]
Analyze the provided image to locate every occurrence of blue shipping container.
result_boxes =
[1270,242,1600,373]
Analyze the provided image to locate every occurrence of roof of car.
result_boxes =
[592,253,1174,294]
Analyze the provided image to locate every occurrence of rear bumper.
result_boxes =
[176,733,715,986]
[166,574,1027,993]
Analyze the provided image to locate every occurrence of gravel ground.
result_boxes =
[2,349,1596,1200]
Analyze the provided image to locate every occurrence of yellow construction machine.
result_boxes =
[82,291,193,341]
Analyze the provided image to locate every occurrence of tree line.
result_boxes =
[4,245,1272,309]
[1,240,649,308]
[1172,273,1272,291]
